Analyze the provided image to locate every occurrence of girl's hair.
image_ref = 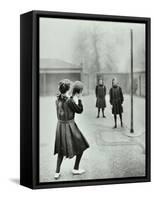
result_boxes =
[72,81,84,96]
[112,77,117,82]
[112,77,118,86]
[58,79,71,94]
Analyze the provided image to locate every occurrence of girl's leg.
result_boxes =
[56,154,64,173]
[97,108,100,118]
[114,114,117,128]
[74,152,83,170]
[102,108,106,118]
[119,113,123,127]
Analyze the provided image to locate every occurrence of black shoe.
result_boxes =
[121,122,123,127]
[103,115,106,118]
[97,116,99,118]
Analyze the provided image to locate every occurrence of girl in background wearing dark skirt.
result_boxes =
[109,78,124,128]
[54,80,89,179]
[95,79,107,118]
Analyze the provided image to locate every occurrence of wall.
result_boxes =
[96,72,145,96]
[40,72,81,96]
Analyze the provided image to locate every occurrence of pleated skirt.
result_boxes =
[112,102,123,114]
[54,120,89,158]
[96,97,106,108]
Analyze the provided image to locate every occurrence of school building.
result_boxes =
[96,71,145,97]
[40,59,82,96]
[40,58,145,97]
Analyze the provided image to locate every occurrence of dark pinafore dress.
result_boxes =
[109,86,124,115]
[95,85,106,108]
[54,95,89,158]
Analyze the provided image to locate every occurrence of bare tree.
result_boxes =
[73,24,119,74]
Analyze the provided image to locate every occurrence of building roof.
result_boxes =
[40,58,145,74]
[40,58,81,69]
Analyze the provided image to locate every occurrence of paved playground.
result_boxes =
[39,94,145,182]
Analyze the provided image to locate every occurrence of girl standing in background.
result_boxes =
[109,78,124,128]
[95,79,107,118]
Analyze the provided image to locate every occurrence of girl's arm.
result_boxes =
[68,98,83,114]
[109,88,113,105]
[95,85,98,97]
[104,86,106,96]
[119,87,124,103]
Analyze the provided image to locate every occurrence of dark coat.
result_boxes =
[54,95,89,158]
[109,86,124,114]
[95,85,106,108]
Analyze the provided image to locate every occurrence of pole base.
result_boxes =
[130,129,134,133]
[124,131,143,137]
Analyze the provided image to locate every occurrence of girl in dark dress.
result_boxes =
[95,79,106,118]
[109,78,124,128]
[54,79,89,179]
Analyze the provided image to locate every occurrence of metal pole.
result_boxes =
[139,75,141,96]
[43,73,46,96]
[130,29,134,133]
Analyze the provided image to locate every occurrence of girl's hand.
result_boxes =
[73,95,78,103]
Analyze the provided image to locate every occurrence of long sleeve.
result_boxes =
[104,86,106,96]
[68,98,83,114]
[95,86,98,97]
[109,88,113,105]
[119,87,124,103]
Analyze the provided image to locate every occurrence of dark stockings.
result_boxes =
[119,113,123,127]
[97,108,100,118]
[74,152,83,170]
[114,114,117,128]
[113,114,123,128]
[56,152,83,173]
[56,154,64,173]
[97,108,105,118]
[102,108,105,117]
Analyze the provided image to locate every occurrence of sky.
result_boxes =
[39,17,145,72]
